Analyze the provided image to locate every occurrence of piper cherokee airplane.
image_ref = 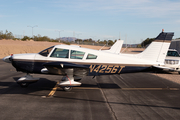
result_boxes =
[3,31,174,91]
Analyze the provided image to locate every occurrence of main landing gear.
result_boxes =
[57,69,82,92]
[61,86,73,92]
[59,75,81,92]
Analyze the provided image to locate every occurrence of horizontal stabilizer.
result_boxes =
[153,65,175,71]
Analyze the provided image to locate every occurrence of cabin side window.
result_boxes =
[70,50,85,59]
[50,48,69,58]
[86,53,97,59]
[39,46,54,57]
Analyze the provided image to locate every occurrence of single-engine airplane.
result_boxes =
[3,31,174,91]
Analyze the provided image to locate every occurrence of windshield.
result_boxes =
[50,48,69,58]
[167,50,180,57]
[39,46,54,57]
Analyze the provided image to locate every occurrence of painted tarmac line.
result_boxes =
[74,87,100,90]
[61,86,179,90]
[42,82,60,98]
[74,87,179,90]
[120,88,180,90]
[42,85,179,98]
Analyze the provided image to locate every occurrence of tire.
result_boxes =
[178,72,180,75]
[18,83,29,88]
[62,86,73,92]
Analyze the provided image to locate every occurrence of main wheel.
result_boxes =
[178,72,180,75]
[62,86,73,92]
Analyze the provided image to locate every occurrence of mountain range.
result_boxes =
[60,37,77,42]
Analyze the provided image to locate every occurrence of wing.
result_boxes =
[42,62,90,77]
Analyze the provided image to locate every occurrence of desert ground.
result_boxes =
[0,39,109,58]
[0,39,144,58]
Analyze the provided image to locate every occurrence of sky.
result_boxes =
[1,0,180,44]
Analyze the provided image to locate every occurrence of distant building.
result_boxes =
[169,39,180,53]
[122,44,138,48]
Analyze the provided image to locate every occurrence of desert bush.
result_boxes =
[0,30,14,40]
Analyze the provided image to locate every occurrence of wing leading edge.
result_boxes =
[42,62,89,77]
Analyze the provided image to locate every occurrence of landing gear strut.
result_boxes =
[58,69,82,92]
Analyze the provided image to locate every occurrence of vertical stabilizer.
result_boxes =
[105,40,124,54]
[137,31,174,63]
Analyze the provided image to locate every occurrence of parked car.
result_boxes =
[167,49,180,57]
[163,49,180,74]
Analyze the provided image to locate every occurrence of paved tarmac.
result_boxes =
[1,60,180,120]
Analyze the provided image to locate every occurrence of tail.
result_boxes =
[137,31,174,63]
[104,40,124,54]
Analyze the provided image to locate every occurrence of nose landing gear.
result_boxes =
[18,82,29,88]
[17,74,39,88]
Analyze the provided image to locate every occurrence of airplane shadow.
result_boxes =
[80,83,121,89]
[0,77,58,95]
[54,96,180,110]
[0,77,121,95]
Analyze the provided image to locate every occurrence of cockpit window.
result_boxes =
[86,53,97,59]
[167,51,180,57]
[39,46,54,57]
[50,48,69,58]
[70,50,85,59]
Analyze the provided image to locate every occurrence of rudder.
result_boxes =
[137,31,174,63]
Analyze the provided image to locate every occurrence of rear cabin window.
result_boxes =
[39,46,54,57]
[86,54,97,59]
[50,48,69,58]
[70,50,85,59]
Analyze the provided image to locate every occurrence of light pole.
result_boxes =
[76,33,82,44]
[27,25,38,38]
[90,36,96,45]
[56,30,64,42]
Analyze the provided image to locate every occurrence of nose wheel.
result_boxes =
[18,82,29,88]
